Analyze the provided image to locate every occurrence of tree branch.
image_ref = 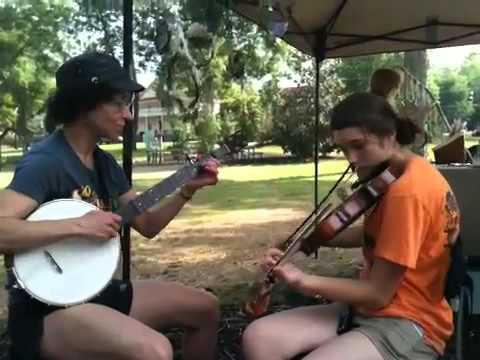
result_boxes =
[0,127,16,142]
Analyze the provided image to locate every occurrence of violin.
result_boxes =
[243,163,401,319]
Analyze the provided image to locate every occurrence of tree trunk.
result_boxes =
[0,127,15,171]
[404,51,428,83]
[404,50,429,155]
[15,90,33,155]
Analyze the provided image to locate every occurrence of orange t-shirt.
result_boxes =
[355,155,460,354]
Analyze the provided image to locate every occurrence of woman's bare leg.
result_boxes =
[242,303,343,360]
[303,330,383,360]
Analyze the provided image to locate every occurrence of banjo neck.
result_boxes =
[117,162,199,224]
[117,145,228,225]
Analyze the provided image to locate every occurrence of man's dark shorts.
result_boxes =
[7,279,133,360]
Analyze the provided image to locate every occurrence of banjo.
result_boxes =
[12,147,228,307]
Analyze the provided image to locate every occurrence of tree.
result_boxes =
[272,57,344,159]
[217,85,263,151]
[71,1,123,55]
[195,114,219,153]
[72,0,146,150]
[170,120,192,158]
[404,50,428,155]
[335,53,403,94]
[405,51,428,84]
[432,68,473,128]
[460,53,480,129]
[0,2,72,149]
[133,1,292,149]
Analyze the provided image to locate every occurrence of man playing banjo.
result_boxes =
[0,52,220,360]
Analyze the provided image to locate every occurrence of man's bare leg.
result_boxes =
[41,280,219,360]
[129,280,220,360]
[242,303,342,360]
[41,303,173,360]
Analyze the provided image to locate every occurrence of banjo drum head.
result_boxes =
[13,199,121,306]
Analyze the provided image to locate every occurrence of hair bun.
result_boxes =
[395,117,425,146]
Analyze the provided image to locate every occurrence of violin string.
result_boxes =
[282,164,353,245]
[270,165,354,269]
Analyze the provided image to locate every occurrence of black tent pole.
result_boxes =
[314,56,320,211]
[313,56,322,259]
[313,23,327,257]
[312,4,341,211]
[121,0,134,281]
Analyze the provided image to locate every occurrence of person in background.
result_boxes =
[369,67,404,109]
[143,123,155,165]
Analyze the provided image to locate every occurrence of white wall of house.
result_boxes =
[136,79,221,138]
[137,81,172,137]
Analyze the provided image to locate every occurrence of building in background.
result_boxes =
[137,80,173,141]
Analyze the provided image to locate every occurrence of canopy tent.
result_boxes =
[225,0,480,207]
[117,1,480,278]
[228,0,480,59]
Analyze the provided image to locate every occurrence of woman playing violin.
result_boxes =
[242,92,460,360]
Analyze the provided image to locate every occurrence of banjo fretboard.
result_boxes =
[117,146,228,224]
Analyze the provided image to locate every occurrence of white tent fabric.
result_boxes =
[230,0,480,58]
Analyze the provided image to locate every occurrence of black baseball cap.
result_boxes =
[55,52,145,93]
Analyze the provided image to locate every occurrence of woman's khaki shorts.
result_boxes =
[351,315,439,360]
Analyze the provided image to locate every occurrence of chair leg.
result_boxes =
[455,289,465,360]
[455,286,472,360]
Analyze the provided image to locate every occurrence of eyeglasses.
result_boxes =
[109,92,135,109]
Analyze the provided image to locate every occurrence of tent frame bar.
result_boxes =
[230,1,480,58]
[328,22,480,51]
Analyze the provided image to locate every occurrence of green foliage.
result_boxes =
[76,0,123,12]
[272,60,344,159]
[0,93,15,130]
[0,2,72,143]
[70,3,122,55]
[171,121,191,154]
[432,68,473,127]
[218,85,262,150]
[194,114,219,153]
[183,0,224,33]
[335,53,403,94]
[460,53,480,129]
[133,1,290,147]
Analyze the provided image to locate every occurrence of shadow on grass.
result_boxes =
[133,216,361,304]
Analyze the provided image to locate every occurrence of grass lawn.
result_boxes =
[0,172,13,189]
[1,135,478,171]
[127,159,359,306]
[1,136,477,310]
[134,159,349,217]
[0,156,358,314]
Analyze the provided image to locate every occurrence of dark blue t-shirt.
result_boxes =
[7,130,130,212]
